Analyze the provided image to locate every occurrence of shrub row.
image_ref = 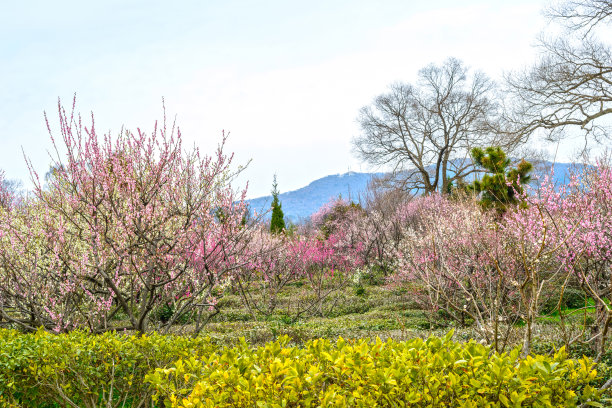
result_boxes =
[0,329,608,407]
[147,332,607,408]
[0,329,215,407]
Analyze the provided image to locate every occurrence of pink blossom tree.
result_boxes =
[568,162,612,356]
[235,224,364,321]
[525,161,612,356]
[395,195,527,352]
[287,231,363,318]
[501,196,574,357]
[395,158,611,356]
[310,191,407,275]
[233,228,301,317]
[0,98,253,334]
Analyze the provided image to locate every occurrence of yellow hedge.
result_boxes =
[0,329,607,407]
[0,328,215,407]
[146,332,607,407]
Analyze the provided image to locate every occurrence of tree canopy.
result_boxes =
[353,58,516,195]
[270,175,285,234]
[468,147,533,213]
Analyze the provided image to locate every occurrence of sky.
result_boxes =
[0,0,568,198]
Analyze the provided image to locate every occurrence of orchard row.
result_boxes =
[0,100,610,360]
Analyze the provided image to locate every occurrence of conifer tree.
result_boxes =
[468,147,532,213]
[270,175,285,234]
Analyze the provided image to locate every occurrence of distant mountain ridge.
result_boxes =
[247,171,384,222]
[247,162,576,222]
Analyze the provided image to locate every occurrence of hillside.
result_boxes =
[247,171,384,222]
[247,162,577,222]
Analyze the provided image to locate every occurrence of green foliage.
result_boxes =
[0,328,608,407]
[270,175,285,234]
[0,329,215,407]
[365,263,392,282]
[540,288,588,315]
[157,303,175,323]
[468,147,533,213]
[154,303,193,324]
[148,332,606,407]
[530,340,612,390]
[284,220,298,237]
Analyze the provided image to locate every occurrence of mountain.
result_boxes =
[247,171,384,223]
[247,162,578,222]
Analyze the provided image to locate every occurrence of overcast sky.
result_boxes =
[1,0,564,198]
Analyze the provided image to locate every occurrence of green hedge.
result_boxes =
[0,329,608,407]
[0,328,215,407]
[147,332,607,407]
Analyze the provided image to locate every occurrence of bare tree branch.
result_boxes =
[546,0,612,36]
[507,1,612,146]
[353,58,514,195]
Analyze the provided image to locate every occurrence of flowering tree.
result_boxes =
[236,196,366,321]
[234,228,300,317]
[396,159,612,356]
[354,186,408,273]
[288,231,363,318]
[396,195,527,352]
[235,224,364,321]
[310,191,406,274]
[527,162,612,356]
[501,198,574,357]
[570,163,612,357]
[0,171,23,211]
[0,99,253,334]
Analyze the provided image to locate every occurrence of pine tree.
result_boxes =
[468,147,532,213]
[270,175,285,234]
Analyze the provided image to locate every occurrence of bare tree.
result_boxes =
[506,0,612,145]
[353,58,512,194]
[547,0,612,35]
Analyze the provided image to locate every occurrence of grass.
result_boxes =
[3,277,611,406]
[173,279,603,357]
[195,281,611,391]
